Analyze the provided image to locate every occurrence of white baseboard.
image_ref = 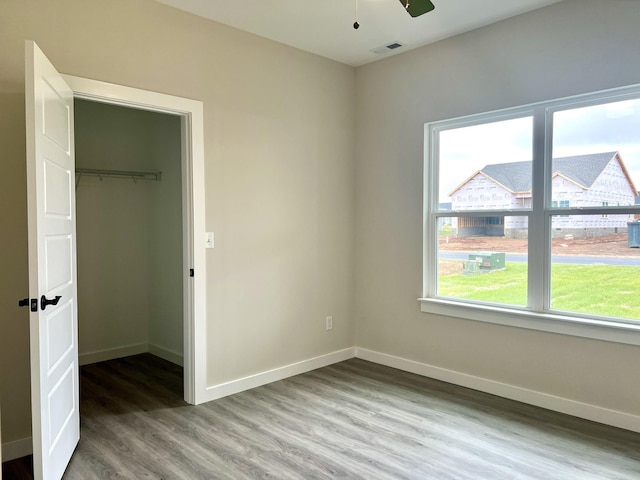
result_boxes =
[148,343,184,367]
[2,436,32,463]
[79,343,148,366]
[200,347,356,403]
[355,347,640,434]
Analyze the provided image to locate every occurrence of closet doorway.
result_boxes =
[74,99,185,373]
[62,74,207,405]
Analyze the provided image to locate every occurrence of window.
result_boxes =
[552,200,570,217]
[422,85,640,344]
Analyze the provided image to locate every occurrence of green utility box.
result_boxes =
[468,252,505,271]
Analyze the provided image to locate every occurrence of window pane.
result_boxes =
[552,99,640,208]
[437,216,528,307]
[439,117,533,211]
[551,99,640,320]
[550,219,640,320]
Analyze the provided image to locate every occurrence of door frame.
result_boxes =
[63,75,207,404]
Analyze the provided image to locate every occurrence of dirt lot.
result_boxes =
[439,233,640,256]
[438,233,640,276]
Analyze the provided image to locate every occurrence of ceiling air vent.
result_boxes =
[371,42,405,55]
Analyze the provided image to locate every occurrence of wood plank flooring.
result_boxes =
[3,353,640,479]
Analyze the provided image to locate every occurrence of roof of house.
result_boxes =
[480,160,532,193]
[450,152,636,196]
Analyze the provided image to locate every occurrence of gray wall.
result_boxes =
[0,0,356,449]
[354,0,640,417]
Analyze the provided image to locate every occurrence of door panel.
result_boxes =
[45,236,72,291]
[43,159,72,216]
[25,40,79,480]
[46,302,74,371]
[42,79,71,152]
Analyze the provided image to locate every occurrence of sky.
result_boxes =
[437,98,640,202]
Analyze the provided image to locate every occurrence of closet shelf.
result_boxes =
[75,168,162,183]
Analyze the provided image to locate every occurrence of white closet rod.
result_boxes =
[75,168,162,183]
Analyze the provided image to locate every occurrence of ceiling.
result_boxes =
[154,0,564,67]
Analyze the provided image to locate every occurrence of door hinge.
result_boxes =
[189,268,194,277]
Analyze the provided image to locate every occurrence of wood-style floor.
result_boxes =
[3,354,640,479]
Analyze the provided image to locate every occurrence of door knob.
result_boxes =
[40,295,62,311]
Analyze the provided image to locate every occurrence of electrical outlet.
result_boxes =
[325,316,333,331]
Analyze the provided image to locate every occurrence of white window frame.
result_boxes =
[420,84,640,346]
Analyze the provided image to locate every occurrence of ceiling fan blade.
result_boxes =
[399,0,435,18]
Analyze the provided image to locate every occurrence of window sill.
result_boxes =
[419,297,640,346]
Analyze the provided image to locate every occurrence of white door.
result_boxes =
[25,40,79,480]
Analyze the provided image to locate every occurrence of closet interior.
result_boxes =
[74,99,184,370]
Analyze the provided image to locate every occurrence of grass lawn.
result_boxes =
[438,262,640,319]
